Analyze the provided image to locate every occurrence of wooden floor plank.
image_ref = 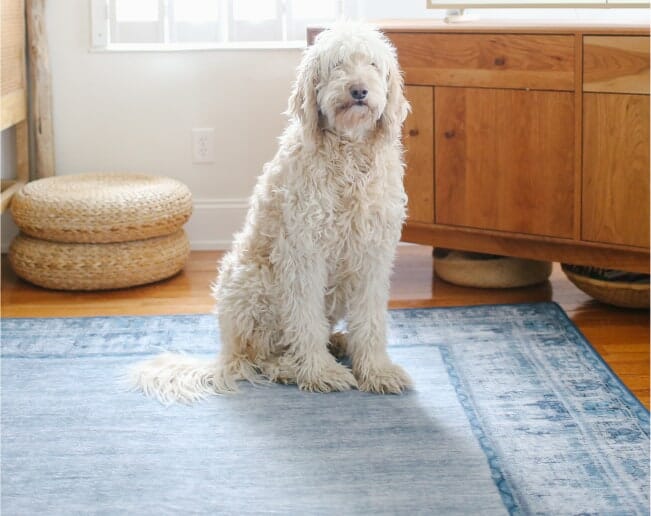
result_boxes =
[1,245,648,408]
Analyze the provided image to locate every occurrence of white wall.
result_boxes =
[1,0,303,251]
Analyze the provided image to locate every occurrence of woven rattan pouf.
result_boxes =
[9,173,193,290]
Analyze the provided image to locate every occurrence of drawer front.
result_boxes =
[583,36,650,94]
[387,33,575,91]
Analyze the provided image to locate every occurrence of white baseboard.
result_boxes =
[185,198,249,250]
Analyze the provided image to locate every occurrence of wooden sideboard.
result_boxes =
[390,22,650,273]
[309,22,650,273]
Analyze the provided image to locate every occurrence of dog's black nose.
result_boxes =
[350,87,368,101]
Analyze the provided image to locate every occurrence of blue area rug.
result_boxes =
[1,303,648,515]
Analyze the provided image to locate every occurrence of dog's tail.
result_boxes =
[128,352,261,405]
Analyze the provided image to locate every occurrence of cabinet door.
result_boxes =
[582,93,650,248]
[403,85,434,224]
[435,87,575,238]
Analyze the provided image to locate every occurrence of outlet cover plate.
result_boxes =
[192,128,215,163]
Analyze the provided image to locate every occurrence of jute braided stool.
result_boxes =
[9,173,193,290]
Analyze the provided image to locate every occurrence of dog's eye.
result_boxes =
[371,62,378,68]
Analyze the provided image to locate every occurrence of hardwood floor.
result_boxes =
[1,245,649,408]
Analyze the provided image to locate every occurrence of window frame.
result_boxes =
[90,0,343,51]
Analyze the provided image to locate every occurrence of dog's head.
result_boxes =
[287,22,409,145]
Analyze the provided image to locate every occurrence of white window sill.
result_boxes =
[90,41,308,52]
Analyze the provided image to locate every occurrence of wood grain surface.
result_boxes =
[388,33,575,90]
[403,86,434,224]
[584,36,650,94]
[1,0,26,97]
[434,87,575,238]
[401,223,650,273]
[582,93,650,248]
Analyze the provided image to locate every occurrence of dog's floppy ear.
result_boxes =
[378,54,410,141]
[287,48,322,148]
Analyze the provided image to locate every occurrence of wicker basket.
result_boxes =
[10,173,193,243]
[434,249,552,288]
[561,264,650,309]
[9,230,190,291]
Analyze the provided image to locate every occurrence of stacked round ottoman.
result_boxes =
[9,173,193,291]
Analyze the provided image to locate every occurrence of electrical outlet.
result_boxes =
[192,128,215,163]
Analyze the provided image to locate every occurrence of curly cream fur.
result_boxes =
[130,22,412,404]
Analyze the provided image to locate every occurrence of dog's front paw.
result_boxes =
[297,361,358,393]
[355,361,412,394]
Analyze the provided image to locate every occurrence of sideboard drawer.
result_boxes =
[583,36,650,94]
[387,33,575,91]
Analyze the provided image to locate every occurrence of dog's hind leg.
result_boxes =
[256,354,297,385]
[211,311,265,391]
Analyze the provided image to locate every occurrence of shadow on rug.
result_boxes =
[1,302,648,515]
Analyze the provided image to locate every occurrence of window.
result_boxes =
[110,0,162,44]
[91,0,343,49]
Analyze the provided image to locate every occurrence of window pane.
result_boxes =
[174,0,219,22]
[286,0,339,40]
[173,23,221,42]
[292,0,338,19]
[233,0,278,21]
[115,0,159,22]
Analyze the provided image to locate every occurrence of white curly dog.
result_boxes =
[131,22,412,403]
